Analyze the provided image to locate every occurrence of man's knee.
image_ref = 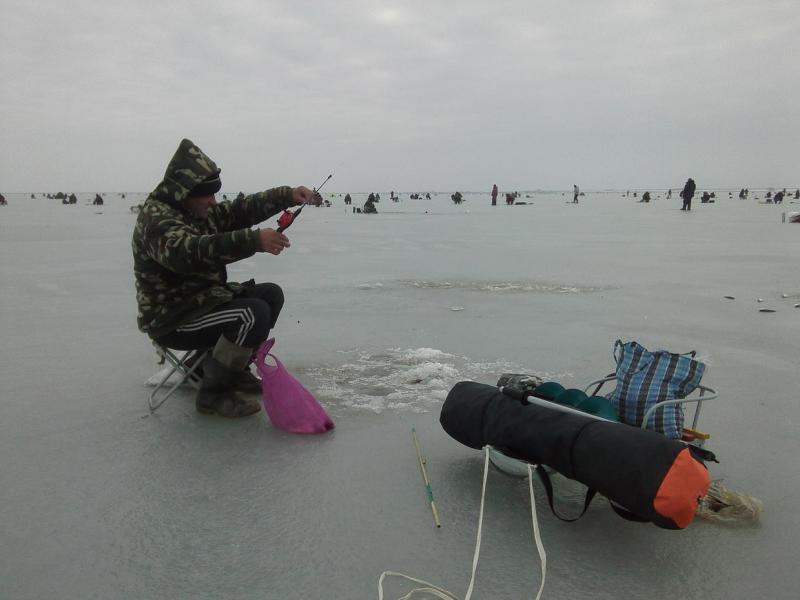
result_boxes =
[244,299,273,343]
[249,282,283,304]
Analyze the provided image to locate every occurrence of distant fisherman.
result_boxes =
[132,138,320,418]
[680,178,696,211]
[573,184,580,203]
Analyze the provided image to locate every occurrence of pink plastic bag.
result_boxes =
[253,338,334,434]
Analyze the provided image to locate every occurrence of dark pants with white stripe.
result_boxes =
[155,282,284,351]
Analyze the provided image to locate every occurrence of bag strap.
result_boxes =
[535,466,598,523]
[253,338,276,369]
[613,339,624,365]
[502,386,654,525]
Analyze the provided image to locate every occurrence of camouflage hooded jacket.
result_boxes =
[132,139,294,339]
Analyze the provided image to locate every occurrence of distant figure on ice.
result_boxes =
[491,184,498,206]
[505,192,515,205]
[451,191,464,204]
[132,138,320,418]
[667,189,672,199]
[641,191,651,203]
[0,193,7,206]
[367,192,376,204]
[573,184,580,203]
[773,190,784,204]
[344,193,352,205]
[795,189,799,199]
[68,193,78,204]
[680,178,696,211]
[93,193,104,206]
[363,195,378,213]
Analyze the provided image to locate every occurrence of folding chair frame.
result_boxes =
[583,374,717,446]
[148,343,210,413]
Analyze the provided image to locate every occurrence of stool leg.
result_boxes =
[148,348,209,412]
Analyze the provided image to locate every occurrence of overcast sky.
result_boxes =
[1,0,798,193]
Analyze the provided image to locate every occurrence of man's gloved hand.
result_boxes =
[292,186,323,206]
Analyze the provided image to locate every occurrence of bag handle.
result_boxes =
[613,339,624,365]
[614,341,661,379]
[535,466,598,522]
[616,340,697,365]
[537,466,656,524]
[253,337,276,367]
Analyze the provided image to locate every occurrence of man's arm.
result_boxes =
[215,186,321,230]
[216,186,293,230]
[142,211,261,274]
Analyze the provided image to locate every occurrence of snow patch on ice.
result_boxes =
[301,347,549,414]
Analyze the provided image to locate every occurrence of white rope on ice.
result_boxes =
[378,446,547,600]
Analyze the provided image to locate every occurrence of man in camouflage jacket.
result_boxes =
[133,138,319,417]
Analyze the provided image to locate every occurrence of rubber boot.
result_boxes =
[196,336,261,417]
[210,335,262,394]
[196,357,261,417]
[184,351,261,394]
[233,368,263,394]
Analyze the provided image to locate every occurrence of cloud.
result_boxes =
[1,0,798,191]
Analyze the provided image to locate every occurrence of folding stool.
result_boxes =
[148,343,210,412]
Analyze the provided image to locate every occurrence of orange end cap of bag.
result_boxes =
[654,448,710,528]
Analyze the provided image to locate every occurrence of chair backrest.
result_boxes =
[606,340,705,439]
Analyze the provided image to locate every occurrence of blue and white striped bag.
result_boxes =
[607,340,706,439]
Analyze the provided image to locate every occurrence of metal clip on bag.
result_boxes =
[254,338,334,434]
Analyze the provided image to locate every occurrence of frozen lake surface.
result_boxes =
[1,190,798,599]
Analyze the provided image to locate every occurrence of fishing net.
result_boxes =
[695,480,763,525]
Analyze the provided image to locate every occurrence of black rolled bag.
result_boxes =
[440,381,711,529]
